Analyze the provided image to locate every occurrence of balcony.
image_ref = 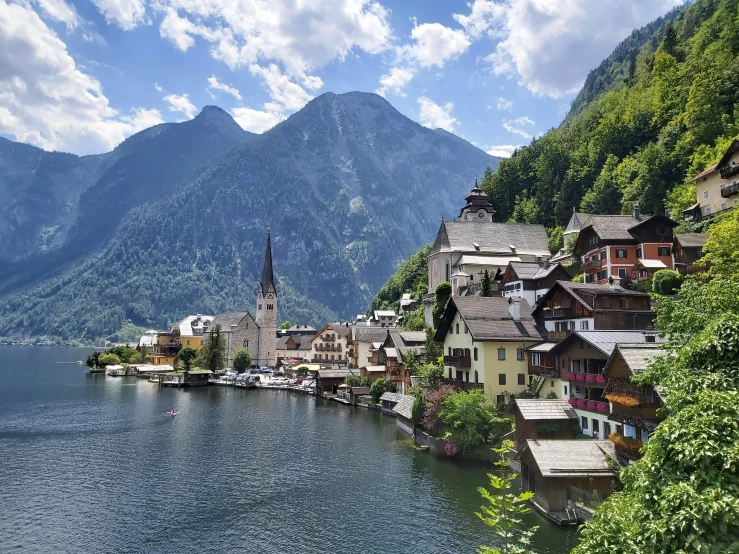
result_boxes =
[720,164,739,179]
[609,402,660,421]
[443,378,484,391]
[608,433,643,461]
[567,372,606,386]
[546,330,571,341]
[721,182,739,198]
[444,355,471,368]
[315,345,342,352]
[322,335,335,342]
[541,307,573,319]
[568,397,609,414]
[529,365,558,378]
[583,259,603,273]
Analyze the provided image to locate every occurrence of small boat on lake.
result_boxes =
[106,365,126,376]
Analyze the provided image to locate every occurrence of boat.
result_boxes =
[106,364,126,376]
[88,367,106,374]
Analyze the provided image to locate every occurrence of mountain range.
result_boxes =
[0,92,497,343]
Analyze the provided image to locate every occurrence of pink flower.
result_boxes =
[576,373,585,382]
[595,375,606,384]
[587,400,596,410]
[575,398,585,408]
[568,397,577,406]
[567,372,576,381]
[597,402,608,413]
[444,443,458,457]
[586,374,596,383]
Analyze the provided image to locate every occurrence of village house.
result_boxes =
[518,439,618,524]
[423,182,551,326]
[547,331,664,439]
[602,343,667,463]
[393,395,416,435]
[276,334,312,365]
[350,327,392,369]
[683,138,739,221]
[382,330,425,394]
[531,281,654,341]
[310,323,352,366]
[370,310,397,327]
[672,233,709,276]
[153,314,214,366]
[137,329,158,356]
[550,211,591,265]
[508,399,578,451]
[398,293,418,315]
[524,341,561,397]
[500,261,571,307]
[379,391,403,415]
[573,206,678,285]
[315,367,357,396]
[435,296,544,404]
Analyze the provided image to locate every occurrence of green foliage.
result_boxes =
[571,274,584,283]
[702,208,739,280]
[104,345,142,364]
[401,307,425,331]
[546,226,564,255]
[432,281,452,329]
[296,366,310,377]
[481,270,493,297]
[369,376,396,403]
[233,348,252,373]
[369,245,431,313]
[98,353,120,365]
[424,327,443,364]
[345,375,370,387]
[199,324,226,373]
[177,347,198,371]
[476,440,538,554]
[651,269,683,295]
[407,355,444,390]
[280,321,291,330]
[411,393,425,427]
[441,389,511,453]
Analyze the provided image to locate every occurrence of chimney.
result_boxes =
[508,297,521,321]
[608,276,615,289]
[632,203,640,220]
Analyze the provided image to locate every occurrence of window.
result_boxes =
[258,304,262,310]
[597,270,607,281]
[531,352,541,366]
[243,340,248,348]
[518,373,525,385]
[618,268,626,278]
[658,246,670,257]
[550,381,555,387]
[474,370,478,383]
[581,416,588,430]
[445,261,450,282]
[603,422,611,437]
[616,249,627,259]
[600,251,606,260]
[564,385,568,395]
[499,374,506,385]
[496,395,505,404]
[656,227,666,236]
[734,199,738,207]
[448,347,451,356]
[592,418,600,438]
[455,323,459,334]
[705,207,712,215]
[703,190,709,199]
[585,274,594,283]
[498,348,506,360]
[580,320,589,330]
[703,176,708,182]
[473,347,478,361]
[465,372,469,382]
[186,339,191,345]
[464,324,468,334]
[516,348,524,361]
[636,247,642,258]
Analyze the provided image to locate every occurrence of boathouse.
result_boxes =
[315,368,356,396]
[379,392,403,414]
[508,399,578,450]
[392,395,416,435]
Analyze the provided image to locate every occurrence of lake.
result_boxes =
[0,347,579,553]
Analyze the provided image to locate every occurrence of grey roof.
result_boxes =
[438,296,544,342]
[393,395,416,419]
[533,280,650,316]
[276,336,291,349]
[554,331,665,357]
[525,342,558,353]
[385,347,398,359]
[380,392,403,403]
[365,365,386,372]
[636,258,667,269]
[260,231,275,295]
[613,343,667,375]
[353,327,390,343]
[580,214,652,241]
[524,440,618,478]
[316,323,352,340]
[316,368,356,379]
[432,221,550,257]
[564,212,591,234]
[513,399,578,421]
[507,261,564,281]
[209,312,251,331]
[675,233,708,248]
[286,324,317,333]
[398,331,426,342]
[349,386,371,395]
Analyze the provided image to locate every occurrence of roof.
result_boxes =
[523,440,617,478]
[690,163,718,181]
[459,255,522,267]
[260,231,275,295]
[349,386,370,395]
[513,399,578,421]
[525,342,558,353]
[432,221,550,257]
[550,331,665,357]
[564,212,591,234]
[384,347,398,359]
[178,314,215,336]
[353,327,390,343]
[682,202,701,213]
[380,392,403,403]
[186,370,213,375]
[209,312,251,331]
[286,324,317,333]
[636,258,667,269]
[316,368,356,379]
[505,261,568,282]
[365,365,387,372]
[532,280,650,317]
[580,214,652,241]
[436,296,544,342]
[450,269,470,277]
[374,310,396,317]
[675,233,708,248]
[393,395,416,419]
[610,343,667,375]
[313,323,353,341]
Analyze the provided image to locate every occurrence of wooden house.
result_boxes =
[518,439,618,524]
[672,233,708,276]
[382,331,425,394]
[158,369,212,387]
[392,395,416,435]
[379,392,403,414]
[508,399,578,450]
[500,261,571,308]
[315,368,356,396]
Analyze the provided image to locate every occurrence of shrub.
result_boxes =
[369,377,395,403]
[421,384,455,435]
[440,389,511,452]
[98,353,121,365]
[652,269,683,295]
[345,375,370,387]
[296,366,310,377]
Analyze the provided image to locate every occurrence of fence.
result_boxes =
[568,486,603,514]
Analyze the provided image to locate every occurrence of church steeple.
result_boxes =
[260,228,275,294]
[459,179,495,222]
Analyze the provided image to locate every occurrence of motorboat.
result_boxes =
[106,365,126,376]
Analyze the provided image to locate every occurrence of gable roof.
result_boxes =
[353,327,390,343]
[393,395,416,419]
[606,343,667,376]
[431,221,550,257]
[512,399,577,421]
[690,163,718,181]
[380,392,403,403]
[436,296,544,343]
[550,331,665,357]
[675,233,708,249]
[522,440,617,478]
[532,280,650,318]
[575,214,677,252]
[312,322,352,342]
[388,330,426,363]
[209,312,253,332]
[565,211,591,234]
[502,261,571,284]
[316,368,357,379]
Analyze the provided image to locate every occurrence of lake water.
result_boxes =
[0,347,579,553]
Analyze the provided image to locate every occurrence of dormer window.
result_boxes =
[473,243,480,251]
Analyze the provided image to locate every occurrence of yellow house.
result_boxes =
[152,315,213,366]
[435,296,544,404]
[686,138,739,221]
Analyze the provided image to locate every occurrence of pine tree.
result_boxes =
[481,270,493,297]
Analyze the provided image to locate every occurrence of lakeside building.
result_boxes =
[276,334,312,365]
[310,323,352,366]
[508,399,578,450]
[435,296,544,404]
[152,314,213,366]
[350,327,392,370]
[684,138,739,221]
[573,205,677,285]
[382,330,425,394]
[672,233,709,277]
[500,262,571,307]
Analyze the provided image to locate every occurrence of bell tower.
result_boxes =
[459,180,495,223]
[256,228,277,367]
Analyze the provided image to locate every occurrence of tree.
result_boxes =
[369,376,395,403]
[441,389,511,453]
[580,154,622,214]
[481,270,493,297]
[546,226,564,255]
[345,375,370,387]
[233,348,252,373]
[702,208,739,280]
[98,353,121,366]
[411,392,425,427]
[432,281,452,329]
[199,324,226,373]
[296,366,310,377]
[177,347,198,370]
[651,269,683,295]
[424,327,443,364]
[280,321,291,330]
[86,351,103,368]
[476,440,538,554]
[421,384,455,436]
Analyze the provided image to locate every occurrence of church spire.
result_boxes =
[260,228,275,294]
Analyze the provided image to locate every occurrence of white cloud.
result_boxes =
[487,144,521,157]
[418,96,457,132]
[452,0,504,39]
[485,0,684,97]
[502,116,535,139]
[89,0,146,30]
[496,97,513,111]
[376,66,416,97]
[163,93,196,119]
[231,106,283,134]
[207,76,241,101]
[399,23,471,68]
[154,83,163,93]
[0,0,162,154]
[32,0,80,28]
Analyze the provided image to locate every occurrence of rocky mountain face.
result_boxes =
[0,92,497,342]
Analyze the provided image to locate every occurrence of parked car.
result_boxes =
[259,367,271,374]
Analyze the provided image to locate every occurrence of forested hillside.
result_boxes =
[369,245,431,312]
[481,0,739,233]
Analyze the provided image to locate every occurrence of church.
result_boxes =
[207,230,278,368]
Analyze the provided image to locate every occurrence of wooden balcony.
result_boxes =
[609,402,660,421]
[583,259,603,273]
[528,365,558,377]
[541,307,573,319]
[719,164,739,179]
[322,335,336,342]
[444,355,471,368]
[546,330,571,341]
[721,182,739,197]
[443,378,484,391]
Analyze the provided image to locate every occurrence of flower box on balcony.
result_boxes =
[575,399,585,408]
[585,374,596,384]
[595,375,606,384]
[575,373,585,382]
[568,397,577,406]
[586,400,596,410]
[604,393,640,407]
[567,372,575,381]
[608,433,642,453]
[596,402,608,413]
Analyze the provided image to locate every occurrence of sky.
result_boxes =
[0,0,686,157]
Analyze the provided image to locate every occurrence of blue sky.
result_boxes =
[0,0,684,156]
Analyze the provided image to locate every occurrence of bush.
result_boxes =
[98,353,121,365]
[652,269,683,295]
[233,348,252,373]
[296,366,310,377]
[345,375,370,387]
[441,389,512,452]
[421,384,455,435]
[370,377,395,403]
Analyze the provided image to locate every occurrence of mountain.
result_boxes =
[0,92,497,343]
[0,106,253,294]
[481,0,739,231]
